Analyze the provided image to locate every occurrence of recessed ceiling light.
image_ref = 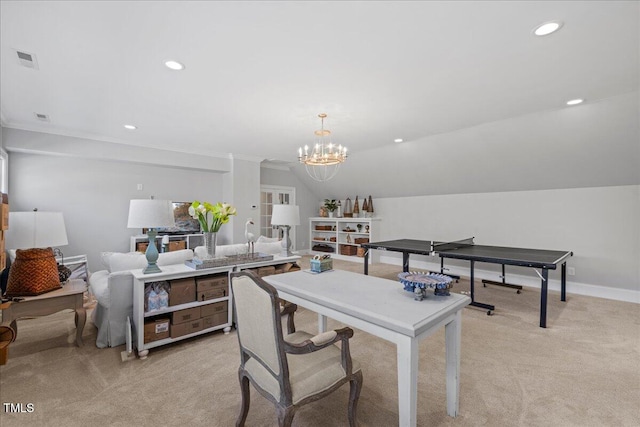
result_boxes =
[566,99,584,106]
[533,21,563,36]
[164,60,185,71]
[124,124,137,130]
[394,138,404,143]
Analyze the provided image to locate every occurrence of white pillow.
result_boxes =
[255,241,284,255]
[107,252,147,273]
[157,249,194,266]
[100,252,115,270]
[194,244,248,258]
[256,235,280,243]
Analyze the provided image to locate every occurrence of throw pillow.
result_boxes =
[157,249,194,266]
[256,235,280,243]
[108,252,147,273]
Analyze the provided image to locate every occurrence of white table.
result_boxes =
[263,269,470,427]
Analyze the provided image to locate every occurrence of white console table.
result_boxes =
[131,255,300,358]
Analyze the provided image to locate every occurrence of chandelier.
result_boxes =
[298,113,348,182]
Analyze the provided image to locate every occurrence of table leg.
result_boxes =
[396,334,419,427]
[364,250,369,275]
[318,314,327,333]
[403,252,410,272]
[561,262,567,302]
[74,307,86,346]
[540,269,549,328]
[445,310,462,417]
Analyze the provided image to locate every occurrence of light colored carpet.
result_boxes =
[1,256,639,426]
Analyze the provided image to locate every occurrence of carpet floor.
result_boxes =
[1,256,638,426]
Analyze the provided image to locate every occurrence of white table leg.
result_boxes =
[396,334,418,427]
[445,310,462,417]
[317,313,327,333]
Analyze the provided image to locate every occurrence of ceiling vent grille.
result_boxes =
[15,50,39,70]
[34,113,50,122]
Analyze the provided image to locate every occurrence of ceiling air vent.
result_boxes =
[34,113,50,122]
[15,49,39,70]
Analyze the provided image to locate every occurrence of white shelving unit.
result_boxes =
[131,255,301,359]
[309,217,381,263]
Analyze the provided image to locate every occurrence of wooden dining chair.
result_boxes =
[230,271,363,427]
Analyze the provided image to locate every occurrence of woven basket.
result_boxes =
[5,248,62,297]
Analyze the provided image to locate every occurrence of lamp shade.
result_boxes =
[127,199,175,229]
[7,211,69,249]
[271,205,300,226]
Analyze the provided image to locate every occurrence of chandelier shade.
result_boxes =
[298,113,347,182]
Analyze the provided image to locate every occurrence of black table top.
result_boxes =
[361,239,572,269]
[361,239,435,256]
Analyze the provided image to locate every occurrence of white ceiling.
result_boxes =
[1,1,639,197]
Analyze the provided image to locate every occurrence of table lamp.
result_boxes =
[4,210,69,296]
[271,205,300,257]
[127,199,175,274]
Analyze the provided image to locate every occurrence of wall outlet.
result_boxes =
[567,267,575,276]
[137,183,143,191]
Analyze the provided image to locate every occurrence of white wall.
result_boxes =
[7,152,225,271]
[260,165,320,250]
[369,185,639,302]
[227,157,261,245]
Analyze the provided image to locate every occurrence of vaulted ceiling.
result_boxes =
[1,1,638,198]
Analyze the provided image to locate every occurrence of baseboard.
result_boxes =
[378,254,640,304]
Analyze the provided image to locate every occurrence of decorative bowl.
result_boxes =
[398,272,453,301]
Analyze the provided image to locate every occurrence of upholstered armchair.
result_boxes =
[230,271,363,427]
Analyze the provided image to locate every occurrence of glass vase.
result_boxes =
[203,232,217,259]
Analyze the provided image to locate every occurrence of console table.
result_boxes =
[131,255,301,358]
[0,279,87,346]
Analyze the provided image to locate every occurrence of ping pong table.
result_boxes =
[360,238,573,328]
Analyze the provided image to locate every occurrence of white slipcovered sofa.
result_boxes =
[89,238,284,348]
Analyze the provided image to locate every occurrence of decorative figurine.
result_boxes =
[343,197,353,217]
[353,196,360,218]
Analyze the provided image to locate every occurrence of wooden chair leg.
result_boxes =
[277,405,296,427]
[236,372,251,427]
[348,371,363,427]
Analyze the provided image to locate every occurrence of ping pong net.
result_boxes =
[431,237,475,253]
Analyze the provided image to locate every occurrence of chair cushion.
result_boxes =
[244,331,361,405]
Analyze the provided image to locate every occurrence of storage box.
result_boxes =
[357,247,367,257]
[201,312,228,330]
[171,307,201,325]
[196,274,228,292]
[354,238,369,245]
[170,319,203,338]
[144,318,170,343]
[197,288,226,302]
[315,225,332,231]
[169,278,196,306]
[200,301,228,317]
[310,257,333,273]
[168,241,187,251]
[340,245,358,256]
[257,266,276,277]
